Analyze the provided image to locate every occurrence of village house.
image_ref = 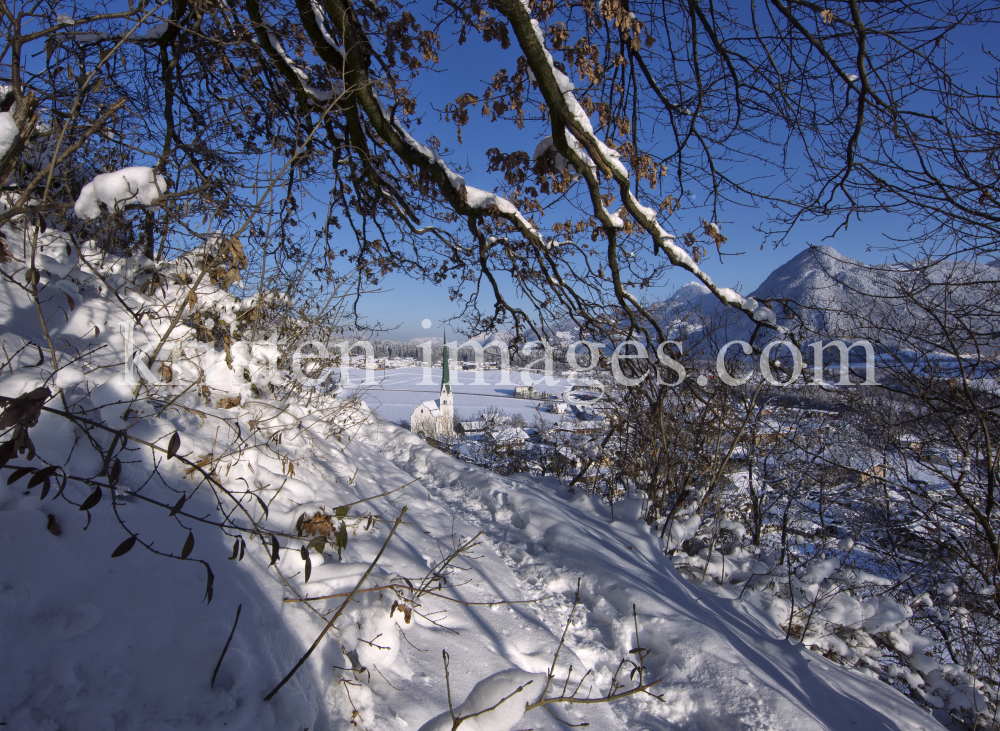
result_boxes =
[514,385,544,399]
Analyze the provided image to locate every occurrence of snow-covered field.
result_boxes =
[0,222,944,730]
[342,367,573,424]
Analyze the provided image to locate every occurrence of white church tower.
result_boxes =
[410,332,455,437]
[439,332,454,424]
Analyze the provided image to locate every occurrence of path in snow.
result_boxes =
[358,419,944,731]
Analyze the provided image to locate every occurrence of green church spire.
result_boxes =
[441,331,451,394]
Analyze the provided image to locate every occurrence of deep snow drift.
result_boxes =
[0,221,943,730]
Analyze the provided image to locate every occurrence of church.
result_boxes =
[410,334,454,437]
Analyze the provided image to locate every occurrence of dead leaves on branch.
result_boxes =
[0,386,50,431]
[184,453,219,480]
[296,506,353,560]
[296,508,341,538]
[0,386,50,461]
[216,395,242,409]
[205,235,247,290]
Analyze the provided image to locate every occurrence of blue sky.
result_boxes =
[358,217,895,341]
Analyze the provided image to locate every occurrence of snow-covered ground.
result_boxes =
[341,367,573,424]
[0,221,944,730]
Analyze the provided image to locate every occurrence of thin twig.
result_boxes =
[211,603,242,688]
[263,508,406,702]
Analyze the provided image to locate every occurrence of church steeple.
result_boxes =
[410,330,454,437]
[438,331,454,429]
[441,331,452,396]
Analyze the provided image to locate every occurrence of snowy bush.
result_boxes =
[73,167,166,220]
[666,480,999,728]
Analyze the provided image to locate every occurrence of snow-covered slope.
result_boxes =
[0,220,943,730]
[364,421,945,730]
[749,245,896,336]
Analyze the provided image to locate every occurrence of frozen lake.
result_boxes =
[339,366,576,424]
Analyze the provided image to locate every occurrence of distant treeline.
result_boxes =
[337,338,598,368]
[339,338,505,363]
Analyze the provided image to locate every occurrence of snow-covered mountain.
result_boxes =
[660,245,1000,347]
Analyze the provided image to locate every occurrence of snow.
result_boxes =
[88,371,135,430]
[0,217,945,730]
[753,306,777,325]
[73,166,166,219]
[67,31,111,42]
[340,366,572,424]
[418,669,544,731]
[465,185,521,216]
[531,134,595,179]
[264,28,337,102]
[668,513,701,550]
[532,135,555,161]
[417,398,442,417]
[802,557,841,583]
[655,244,997,348]
[310,0,346,57]
[143,21,170,39]
[370,96,537,234]
[0,111,18,158]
